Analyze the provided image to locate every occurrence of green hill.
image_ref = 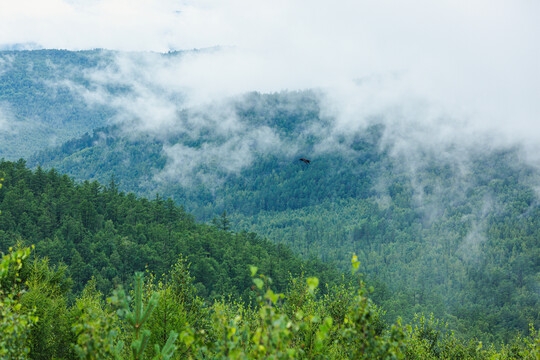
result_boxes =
[2,49,537,342]
[1,160,539,359]
[29,91,540,343]
[0,159,343,302]
[0,49,118,159]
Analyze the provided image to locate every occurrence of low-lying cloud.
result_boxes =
[0,103,15,134]
[6,0,539,186]
[158,125,291,188]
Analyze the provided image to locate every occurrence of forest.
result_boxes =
[0,159,343,300]
[0,162,539,359]
[1,50,539,358]
[30,91,540,343]
[0,50,121,160]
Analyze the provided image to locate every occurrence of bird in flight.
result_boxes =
[299,158,311,165]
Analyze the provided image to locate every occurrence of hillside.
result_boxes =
[0,49,118,159]
[0,49,192,160]
[1,162,538,360]
[30,91,540,342]
[0,159,343,302]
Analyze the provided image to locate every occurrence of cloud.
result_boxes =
[7,0,539,185]
[157,124,288,188]
[456,196,501,263]
[0,103,15,133]
[62,51,300,186]
[0,54,14,77]
[0,0,183,52]
[7,0,537,306]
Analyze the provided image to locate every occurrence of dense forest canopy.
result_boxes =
[0,161,539,359]
[1,161,539,359]
[29,90,540,342]
[0,50,539,354]
[0,159,343,301]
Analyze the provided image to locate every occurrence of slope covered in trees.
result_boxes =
[31,91,540,342]
[0,159,343,302]
[0,49,122,159]
[3,245,539,359]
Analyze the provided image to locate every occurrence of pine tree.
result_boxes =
[212,210,230,231]
[110,272,178,360]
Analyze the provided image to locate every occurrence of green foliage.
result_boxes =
[212,210,231,231]
[173,257,405,359]
[29,90,540,342]
[404,314,540,359]
[144,257,209,356]
[72,279,123,360]
[0,246,38,359]
[110,272,178,360]
[0,160,343,303]
[19,257,74,359]
[334,256,404,359]
[0,246,539,359]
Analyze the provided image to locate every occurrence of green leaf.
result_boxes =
[351,254,360,272]
[307,277,319,294]
[266,289,279,304]
[253,278,264,289]
[250,266,258,277]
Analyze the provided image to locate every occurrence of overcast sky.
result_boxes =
[1,0,539,155]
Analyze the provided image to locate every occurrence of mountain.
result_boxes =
[30,90,540,342]
[0,159,343,302]
[0,49,118,159]
[0,49,192,160]
[1,49,537,342]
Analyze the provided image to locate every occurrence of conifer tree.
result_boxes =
[211,210,230,231]
[111,272,178,360]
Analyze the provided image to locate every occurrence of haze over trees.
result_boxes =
[1,161,539,359]
[0,49,539,358]
[30,89,540,343]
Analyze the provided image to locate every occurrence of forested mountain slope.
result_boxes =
[0,159,343,302]
[30,91,540,342]
[0,49,117,159]
[2,164,538,360]
[0,49,196,160]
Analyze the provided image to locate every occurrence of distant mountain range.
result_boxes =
[2,50,538,342]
